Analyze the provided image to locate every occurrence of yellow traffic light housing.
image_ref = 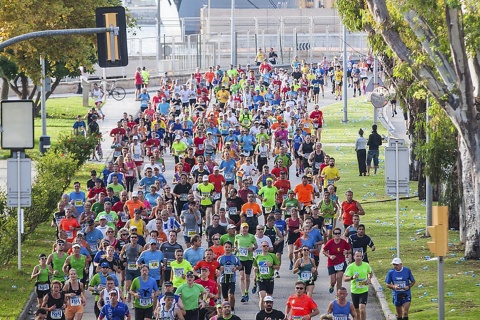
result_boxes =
[427,206,448,256]
[96,6,128,68]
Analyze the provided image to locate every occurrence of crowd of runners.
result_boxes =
[32,53,415,320]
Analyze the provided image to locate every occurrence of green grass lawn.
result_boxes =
[0,163,105,319]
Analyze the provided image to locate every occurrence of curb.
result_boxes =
[371,271,397,320]
[18,291,37,320]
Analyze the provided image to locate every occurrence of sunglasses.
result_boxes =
[262,245,269,247]
[302,248,309,251]
[333,232,341,235]
[130,236,138,239]
[295,287,305,290]
[107,231,114,233]
[213,238,219,241]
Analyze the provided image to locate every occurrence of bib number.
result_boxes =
[90,243,98,252]
[180,194,188,201]
[238,247,248,257]
[333,314,349,320]
[328,179,335,185]
[139,298,152,306]
[246,209,254,218]
[213,193,221,200]
[174,268,184,277]
[301,271,312,281]
[334,262,344,271]
[127,262,138,271]
[188,230,197,237]
[149,260,160,269]
[224,265,234,274]
[225,172,234,180]
[259,265,269,275]
[228,207,238,215]
[66,231,73,239]
[70,295,81,306]
[50,310,63,319]
[37,283,49,291]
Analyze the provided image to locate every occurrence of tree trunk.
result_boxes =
[458,137,480,258]
[1,77,9,100]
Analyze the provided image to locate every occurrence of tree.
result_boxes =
[0,0,123,115]
[337,0,480,258]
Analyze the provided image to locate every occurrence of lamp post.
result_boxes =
[231,0,236,65]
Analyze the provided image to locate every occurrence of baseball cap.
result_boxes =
[287,190,295,194]
[133,135,138,140]
[100,262,110,268]
[132,191,139,197]
[99,215,107,220]
[175,135,181,140]
[202,175,209,182]
[164,291,175,298]
[149,238,157,244]
[213,166,220,171]
[88,219,95,225]
[264,296,274,302]
[227,224,236,229]
[91,170,97,175]
[242,176,249,181]
[38,253,47,259]
[72,243,81,248]
[241,222,249,228]
[186,271,194,277]
[130,226,138,230]
[164,281,173,286]
[391,258,402,265]
[312,205,318,210]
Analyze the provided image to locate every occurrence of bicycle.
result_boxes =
[100,79,126,101]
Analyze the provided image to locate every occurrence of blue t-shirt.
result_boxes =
[274,219,287,235]
[308,228,323,244]
[264,93,274,104]
[69,191,86,216]
[218,254,241,283]
[139,176,158,191]
[99,302,130,319]
[144,192,160,207]
[239,134,255,152]
[84,228,104,254]
[138,93,150,107]
[154,174,167,188]
[385,266,415,297]
[293,134,304,151]
[157,102,170,115]
[137,250,165,280]
[253,95,265,106]
[219,159,237,182]
[184,247,206,267]
[206,127,221,144]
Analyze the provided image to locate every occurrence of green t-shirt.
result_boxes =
[106,183,125,197]
[253,252,280,280]
[275,154,292,167]
[230,83,241,94]
[234,233,256,261]
[258,186,278,208]
[130,276,158,308]
[220,233,236,246]
[256,133,269,144]
[197,183,215,206]
[282,198,299,216]
[170,260,193,288]
[175,283,205,311]
[91,202,104,214]
[344,261,372,294]
[171,141,188,156]
[95,211,118,229]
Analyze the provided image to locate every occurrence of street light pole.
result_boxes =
[39,55,50,153]
[342,24,348,122]
[231,0,236,65]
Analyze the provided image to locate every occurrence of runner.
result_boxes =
[322,227,351,294]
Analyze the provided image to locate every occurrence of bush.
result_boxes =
[52,133,100,166]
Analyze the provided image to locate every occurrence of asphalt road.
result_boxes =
[19,82,388,319]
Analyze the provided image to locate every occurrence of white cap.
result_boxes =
[213,166,220,171]
[202,175,209,181]
[175,135,181,140]
[132,191,139,197]
[391,257,402,265]
[132,135,138,140]
[264,296,274,302]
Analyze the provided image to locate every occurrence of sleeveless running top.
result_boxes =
[287,217,300,233]
[70,255,86,279]
[52,252,68,282]
[297,257,314,282]
[320,199,335,218]
[312,151,325,173]
[158,303,176,320]
[46,292,65,320]
[37,264,50,283]
[130,218,145,236]
[302,142,314,160]
[332,300,352,320]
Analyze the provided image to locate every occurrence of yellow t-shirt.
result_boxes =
[321,166,340,188]
[334,71,344,82]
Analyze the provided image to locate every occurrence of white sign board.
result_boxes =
[385,139,410,196]
[1,100,34,149]
[7,158,32,207]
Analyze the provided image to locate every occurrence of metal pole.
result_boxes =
[373,58,378,125]
[342,24,348,122]
[139,38,143,68]
[157,0,161,70]
[17,151,21,271]
[247,30,251,63]
[40,56,47,137]
[438,256,445,320]
[425,98,432,237]
[208,0,211,36]
[396,141,400,258]
[163,34,166,60]
[231,0,235,65]
[293,27,297,58]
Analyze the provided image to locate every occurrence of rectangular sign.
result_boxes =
[1,100,34,149]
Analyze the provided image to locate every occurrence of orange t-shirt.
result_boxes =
[294,183,314,205]
[241,202,262,216]
[59,218,80,243]
[209,245,225,260]
[286,294,318,318]
[204,71,215,83]
[124,199,145,219]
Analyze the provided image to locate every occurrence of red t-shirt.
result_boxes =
[194,278,218,306]
[110,127,126,137]
[310,110,323,125]
[194,136,207,155]
[208,174,225,193]
[194,260,220,281]
[271,166,288,178]
[88,187,107,201]
[274,179,291,202]
[341,200,359,226]
[286,294,318,318]
[323,238,351,267]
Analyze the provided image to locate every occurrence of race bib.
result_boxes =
[334,262,344,271]
[253,249,262,258]
[238,247,248,257]
[333,314,349,320]
[393,281,407,291]
[149,260,160,269]
[265,207,273,213]
[50,310,63,319]
[304,152,311,158]
[198,144,204,150]
[356,278,367,289]
[223,264,234,274]
[133,154,141,160]
[292,316,303,320]
[259,265,270,275]
[315,162,321,169]
[90,243,98,252]
[188,230,197,237]
[213,193,221,200]
[246,209,254,218]
[174,268,184,277]
[260,152,267,157]
[127,262,138,271]
[105,215,114,222]
[313,123,319,129]
[180,194,188,201]
[303,123,309,129]
[228,207,238,215]
[225,172,234,180]
[74,200,83,207]
[37,283,49,291]
[324,219,332,226]
[139,298,152,306]
[301,271,312,281]
[121,213,129,222]
[66,231,73,239]
[282,194,288,200]
[328,179,335,185]
[70,295,81,306]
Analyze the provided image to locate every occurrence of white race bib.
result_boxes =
[139,298,152,306]
[333,314,348,320]
[174,268,184,277]
[246,209,254,218]
[70,295,81,306]
[37,283,49,291]
[224,265,234,274]
[50,310,63,319]
[213,193,221,200]
[90,243,98,252]
[301,271,312,280]
[238,247,248,257]
[334,262,344,271]
[225,172,234,180]
[228,207,238,215]
[149,260,160,269]
[356,278,367,289]
[127,262,138,271]
[66,231,73,239]
[180,194,188,201]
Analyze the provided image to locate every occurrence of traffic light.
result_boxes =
[96,6,128,68]
[427,206,448,256]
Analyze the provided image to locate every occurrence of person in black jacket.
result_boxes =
[366,125,382,176]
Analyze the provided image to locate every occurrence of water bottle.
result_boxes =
[424,256,431,261]
[446,292,453,296]
[418,284,424,288]
[431,298,438,302]
[422,266,429,270]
